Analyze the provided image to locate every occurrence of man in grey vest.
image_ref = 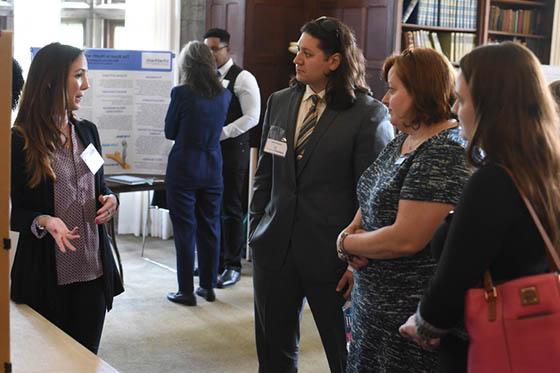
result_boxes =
[204,28,261,288]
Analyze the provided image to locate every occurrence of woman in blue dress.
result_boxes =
[165,41,232,306]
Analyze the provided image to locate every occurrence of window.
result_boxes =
[0,0,13,30]
[60,0,125,48]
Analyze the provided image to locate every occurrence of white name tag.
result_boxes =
[80,143,104,174]
[264,139,287,157]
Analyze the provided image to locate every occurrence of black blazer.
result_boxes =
[249,86,393,281]
[10,118,124,318]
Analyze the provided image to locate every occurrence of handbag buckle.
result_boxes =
[520,286,539,305]
[484,287,497,301]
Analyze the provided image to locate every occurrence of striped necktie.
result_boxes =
[295,94,320,158]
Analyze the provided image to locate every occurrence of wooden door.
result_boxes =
[244,0,312,146]
[206,0,246,67]
[319,0,398,98]
[0,31,12,372]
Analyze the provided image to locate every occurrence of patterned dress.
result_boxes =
[347,127,470,373]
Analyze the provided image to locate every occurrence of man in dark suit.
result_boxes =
[249,17,393,373]
[204,28,261,288]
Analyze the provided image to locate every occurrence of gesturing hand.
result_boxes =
[43,216,80,253]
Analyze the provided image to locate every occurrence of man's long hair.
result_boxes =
[177,41,223,98]
[291,17,370,110]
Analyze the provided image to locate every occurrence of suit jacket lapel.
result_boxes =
[286,89,304,181]
[296,107,338,178]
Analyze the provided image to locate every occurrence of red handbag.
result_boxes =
[464,170,560,373]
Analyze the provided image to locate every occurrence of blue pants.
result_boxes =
[168,185,222,293]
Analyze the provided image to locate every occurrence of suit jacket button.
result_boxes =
[296,154,303,160]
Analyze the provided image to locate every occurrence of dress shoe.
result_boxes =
[167,291,196,306]
[195,287,216,302]
[217,269,241,289]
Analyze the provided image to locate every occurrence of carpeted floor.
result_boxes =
[98,235,330,372]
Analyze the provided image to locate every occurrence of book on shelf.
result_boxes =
[105,175,153,185]
[489,5,541,35]
[430,32,443,53]
[404,0,477,29]
[402,0,419,23]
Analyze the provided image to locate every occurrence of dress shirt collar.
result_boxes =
[303,85,326,103]
[218,58,234,79]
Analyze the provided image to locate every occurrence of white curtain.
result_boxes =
[551,0,560,65]
[13,0,61,75]
[116,0,180,237]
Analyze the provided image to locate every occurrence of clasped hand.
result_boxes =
[338,224,368,270]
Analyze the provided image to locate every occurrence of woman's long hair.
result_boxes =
[291,16,370,110]
[14,42,83,188]
[177,41,222,98]
[461,42,560,249]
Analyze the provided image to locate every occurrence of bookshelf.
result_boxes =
[485,0,555,63]
[395,0,556,64]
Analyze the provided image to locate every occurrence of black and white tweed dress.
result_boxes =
[347,127,470,373]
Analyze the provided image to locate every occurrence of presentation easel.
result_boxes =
[0,31,13,373]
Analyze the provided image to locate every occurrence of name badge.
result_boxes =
[264,125,287,158]
[80,143,104,174]
[264,139,287,157]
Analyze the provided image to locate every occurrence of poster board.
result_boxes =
[541,64,560,84]
[50,48,174,175]
[0,31,12,372]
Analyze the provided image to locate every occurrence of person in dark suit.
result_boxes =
[10,42,123,354]
[204,28,261,288]
[249,16,394,372]
[165,41,232,306]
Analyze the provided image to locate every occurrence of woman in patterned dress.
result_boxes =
[337,48,471,372]
[10,43,123,353]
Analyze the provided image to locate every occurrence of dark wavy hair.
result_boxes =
[382,48,455,128]
[12,58,24,110]
[290,16,370,110]
[14,42,84,188]
[177,41,223,98]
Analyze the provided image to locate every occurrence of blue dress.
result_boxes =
[347,127,470,372]
[164,84,232,293]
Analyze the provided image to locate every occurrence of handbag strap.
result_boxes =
[483,166,560,303]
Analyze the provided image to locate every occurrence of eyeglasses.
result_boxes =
[209,45,228,53]
[314,16,340,47]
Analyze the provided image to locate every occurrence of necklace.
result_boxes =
[401,121,457,154]
[402,133,431,154]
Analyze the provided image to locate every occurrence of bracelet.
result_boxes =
[336,231,350,261]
